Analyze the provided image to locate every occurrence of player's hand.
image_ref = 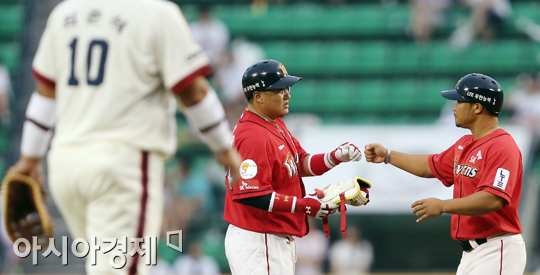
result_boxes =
[364,143,388,164]
[8,156,43,183]
[216,148,242,183]
[411,198,444,223]
[295,193,339,219]
[329,142,362,165]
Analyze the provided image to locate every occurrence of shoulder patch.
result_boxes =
[240,159,258,179]
[493,168,509,190]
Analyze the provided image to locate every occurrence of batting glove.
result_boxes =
[329,142,362,165]
[295,193,339,219]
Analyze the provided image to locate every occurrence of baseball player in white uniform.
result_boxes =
[9,0,240,274]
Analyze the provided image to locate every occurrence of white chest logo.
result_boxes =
[493,168,509,190]
[278,145,285,150]
[469,151,483,164]
[458,145,464,150]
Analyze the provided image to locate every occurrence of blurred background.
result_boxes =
[0,0,540,274]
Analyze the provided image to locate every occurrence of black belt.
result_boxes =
[459,238,487,252]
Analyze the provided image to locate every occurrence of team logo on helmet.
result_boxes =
[278,64,288,75]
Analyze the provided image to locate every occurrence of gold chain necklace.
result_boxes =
[246,108,283,133]
[246,108,298,161]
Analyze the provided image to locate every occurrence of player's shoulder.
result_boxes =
[234,120,272,144]
[236,120,270,137]
[44,0,76,23]
[456,134,473,145]
[490,128,519,147]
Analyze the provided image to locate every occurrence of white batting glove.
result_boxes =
[295,193,339,219]
[329,142,362,165]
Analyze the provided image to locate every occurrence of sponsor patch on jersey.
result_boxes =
[239,181,259,191]
[240,159,258,179]
[493,168,510,190]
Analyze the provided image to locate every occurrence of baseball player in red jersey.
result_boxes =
[223,60,363,275]
[364,73,526,275]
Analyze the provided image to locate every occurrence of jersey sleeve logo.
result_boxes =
[240,159,258,179]
[493,168,509,190]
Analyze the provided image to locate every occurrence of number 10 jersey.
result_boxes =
[32,0,211,156]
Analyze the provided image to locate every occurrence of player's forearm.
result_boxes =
[239,194,272,210]
[179,77,232,153]
[21,90,56,158]
[300,157,312,176]
[37,82,56,98]
[177,76,208,107]
[442,191,504,216]
[388,151,434,178]
[300,143,362,177]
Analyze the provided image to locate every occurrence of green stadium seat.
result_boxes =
[496,77,517,93]
[261,39,539,76]
[389,79,421,110]
[290,80,322,111]
[180,2,540,39]
[0,0,22,6]
[512,2,540,25]
[391,43,429,74]
[422,78,454,109]
[0,6,23,39]
[326,80,353,111]
[290,77,519,114]
[0,43,19,73]
[354,42,388,73]
[355,79,387,111]
[179,1,539,120]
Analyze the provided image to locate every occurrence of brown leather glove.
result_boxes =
[2,172,53,248]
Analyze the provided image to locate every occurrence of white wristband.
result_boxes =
[268,192,277,212]
[291,196,297,213]
[20,92,56,158]
[25,92,56,125]
[182,88,232,152]
[21,122,53,158]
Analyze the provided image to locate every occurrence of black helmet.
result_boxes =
[242,59,302,100]
[441,73,503,115]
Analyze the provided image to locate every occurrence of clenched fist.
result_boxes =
[364,143,389,164]
[329,142,362,165]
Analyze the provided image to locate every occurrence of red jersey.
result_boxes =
[224,110,309,237]
[428,128,523,240]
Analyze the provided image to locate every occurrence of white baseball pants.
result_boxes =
[456,233,526,275]
[48,142,165,275]
[225,224,296,275]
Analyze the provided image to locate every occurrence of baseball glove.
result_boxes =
[315,177,372,238]
[2,172,53,248]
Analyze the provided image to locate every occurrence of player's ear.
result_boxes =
[473,103,483,115]
[254,91,264,104]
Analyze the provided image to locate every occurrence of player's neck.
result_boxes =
[469,117,499,140]
[246,105,276,122]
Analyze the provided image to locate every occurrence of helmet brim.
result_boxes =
[264,75,302,90]
[441,89,470,101]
